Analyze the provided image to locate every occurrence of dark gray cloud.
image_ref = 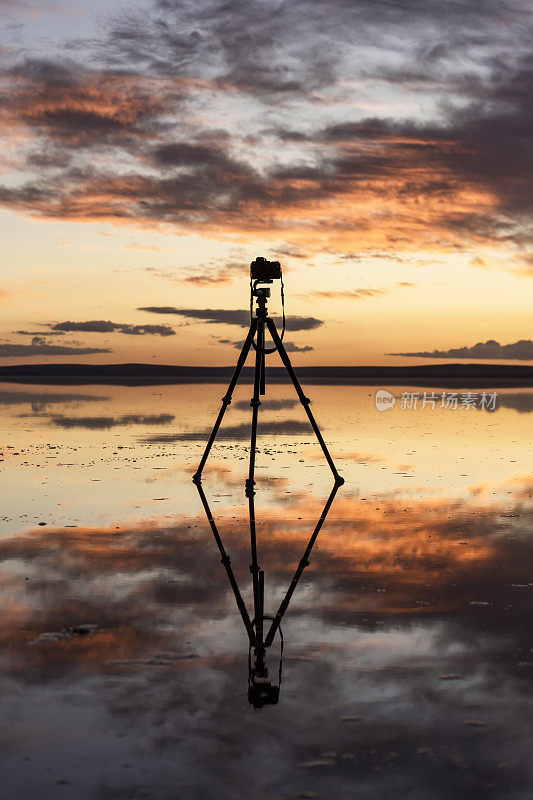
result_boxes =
[100,0,527,98]
[99,0,340,96]
[139,307,323,331]
[391,339,533,360]
[233,398,298,412]
[0,391,108,406]
[0,341,111,357]
[219,337,313,353]
[326,80,532,220]
[493,392,533,413]
[151,141,234,170]
[267,341,313,353]
[50,320,175,336]
[142,419,313,442]
[139,307,249,325]
[50,413,174,430]
[14,330,65,336]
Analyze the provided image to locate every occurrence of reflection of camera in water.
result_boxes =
[250,257,282,282]
[248,676,280,708]
[248,634,282,708]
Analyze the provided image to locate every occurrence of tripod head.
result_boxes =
[248,619,283,708]
[252,283,271,301]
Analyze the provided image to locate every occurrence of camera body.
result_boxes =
[250,257,282,282]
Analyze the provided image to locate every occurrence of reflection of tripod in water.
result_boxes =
[195,480,342,707]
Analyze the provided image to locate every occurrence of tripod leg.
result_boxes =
[253,568,266,676]
[246,318,264,496]
[264,481,341,647]
[194,479,254,641]
[248,490,261,644]
[247,319,265,657]
[193,318,257,483]
[265,317,344,485]
[260,346,266,396]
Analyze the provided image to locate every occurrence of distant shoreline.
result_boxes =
[0,363,532,387]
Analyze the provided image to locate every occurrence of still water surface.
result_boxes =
[0,382,532,799]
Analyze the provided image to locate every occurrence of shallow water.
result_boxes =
[0,381,532,799]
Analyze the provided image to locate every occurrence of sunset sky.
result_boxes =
[0,0,532,366]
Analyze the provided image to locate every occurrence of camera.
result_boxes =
[250,257,282,282]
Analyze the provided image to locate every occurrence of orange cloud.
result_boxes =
[0,62,518,260]
[2,70,168,145]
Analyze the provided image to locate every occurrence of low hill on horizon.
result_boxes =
[0,362,532,387]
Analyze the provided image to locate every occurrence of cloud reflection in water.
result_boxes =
[0,479,532,797]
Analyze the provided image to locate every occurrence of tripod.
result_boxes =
[192,280,344,490]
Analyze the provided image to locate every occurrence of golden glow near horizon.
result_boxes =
[0,0,532,366]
